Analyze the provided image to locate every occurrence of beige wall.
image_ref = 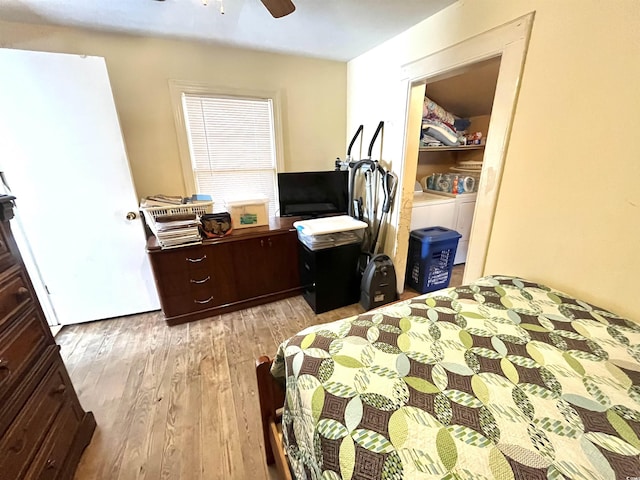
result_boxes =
[348,0,640,320]
[0,20,347,198]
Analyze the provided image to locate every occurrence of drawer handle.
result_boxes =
[0,358,9,371]
[45,459,57,470]
[50,383,67,396]
[268,238,272,248]
[260,239,264,247]
[15,286,30,302]
[190,276,211,284]
[186,254,206,263]
[194,296,214,304]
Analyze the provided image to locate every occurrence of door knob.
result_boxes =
[126,211,137,220]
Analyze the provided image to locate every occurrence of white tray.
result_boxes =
[293,215,367,236]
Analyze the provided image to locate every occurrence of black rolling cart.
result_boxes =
[299,241,362,314]
[294,215,367,314]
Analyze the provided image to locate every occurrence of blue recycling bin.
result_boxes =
[406,226,461,293]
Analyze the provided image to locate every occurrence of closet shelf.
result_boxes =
[419,145,485,152]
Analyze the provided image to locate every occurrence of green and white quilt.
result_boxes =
[271,275,640,479]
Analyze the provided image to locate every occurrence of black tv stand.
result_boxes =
[299,241,362,313]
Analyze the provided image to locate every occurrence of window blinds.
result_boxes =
[182,94,278,216]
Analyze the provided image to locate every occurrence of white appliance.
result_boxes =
[410,191,477,264]
[410,192,456,232]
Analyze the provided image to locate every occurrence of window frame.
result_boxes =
[169,80,285,199]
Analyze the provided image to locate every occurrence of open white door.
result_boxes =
[0,48,159,325]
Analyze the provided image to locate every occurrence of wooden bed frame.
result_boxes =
[255,356,292,480]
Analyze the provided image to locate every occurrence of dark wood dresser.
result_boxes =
[0,195,96,479]
[147,216,302,325]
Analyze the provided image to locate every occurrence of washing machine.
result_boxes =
[410,192,456,231]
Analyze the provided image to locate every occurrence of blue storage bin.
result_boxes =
[406,226,461,293]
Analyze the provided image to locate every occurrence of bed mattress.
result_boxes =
[271,275,640,479]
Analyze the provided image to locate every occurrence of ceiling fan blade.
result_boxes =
[260,0,295,18]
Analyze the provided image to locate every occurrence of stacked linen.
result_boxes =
[421,119,460,146]
[294,215,367,251]
[421,96,471,147]
[153,214,202,248]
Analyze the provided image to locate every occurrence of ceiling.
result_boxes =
[426,57,501,118]
[0,0,456,61]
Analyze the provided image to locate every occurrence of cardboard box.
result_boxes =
[225,196,269,229]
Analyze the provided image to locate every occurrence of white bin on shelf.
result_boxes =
[225,196,269,229]
[294,215,367,250]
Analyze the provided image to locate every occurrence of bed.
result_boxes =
[256,275,640,479]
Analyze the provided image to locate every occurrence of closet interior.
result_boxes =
[408,56,501,289]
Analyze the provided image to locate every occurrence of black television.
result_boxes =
[278,170,349,217]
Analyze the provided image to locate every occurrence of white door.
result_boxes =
[0,48,159,325]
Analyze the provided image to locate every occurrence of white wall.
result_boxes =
[347,0,640,321]
[0,20,347,198]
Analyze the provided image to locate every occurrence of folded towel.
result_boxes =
[422,123,460,146]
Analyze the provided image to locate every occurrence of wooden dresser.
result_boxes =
[147,216,302,325]
[0,195,96,479]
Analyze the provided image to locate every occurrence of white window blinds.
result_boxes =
[182,94,278,216]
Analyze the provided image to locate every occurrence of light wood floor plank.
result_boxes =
[119,315,172,480]
[57,286,433,479]
[198,319,227,480]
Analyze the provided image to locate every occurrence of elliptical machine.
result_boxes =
[336,121,399,310]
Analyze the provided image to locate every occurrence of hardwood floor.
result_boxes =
[450,263,465,288]
[58,297,370,480]
[58,267,465,479]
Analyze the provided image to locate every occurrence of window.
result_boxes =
[176,88,281,217]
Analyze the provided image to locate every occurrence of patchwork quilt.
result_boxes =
[271,275,640,479]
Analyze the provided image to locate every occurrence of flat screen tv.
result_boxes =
[278,170,348,217]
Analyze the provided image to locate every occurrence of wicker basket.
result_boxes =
[141,201,214,235]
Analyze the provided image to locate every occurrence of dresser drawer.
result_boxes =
[153,265,213,296]
[24,398,83,480]
[0,265,36,333]
[0,345,57,438]
[161,289,220,317]
[0,308,52,406]
[150,242,238,319]
[0,361,70,479]
[149,245,212,275]
[160,276,239,317]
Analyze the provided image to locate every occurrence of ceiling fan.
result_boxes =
[154,0,295,18]
[260,0,296,18]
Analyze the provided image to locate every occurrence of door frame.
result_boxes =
[11,209,60,326]
[393,13,534,286]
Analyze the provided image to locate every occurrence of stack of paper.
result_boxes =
[143,194,184,206]
[153,215,202,249]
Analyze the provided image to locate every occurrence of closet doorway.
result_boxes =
[393,13,534,289]
[414,57,501,285]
